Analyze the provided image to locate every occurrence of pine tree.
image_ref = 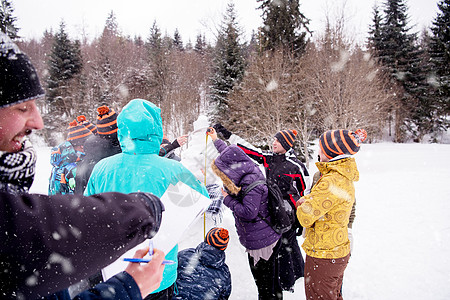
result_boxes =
[91,11,120,105]
[147,21,169,106]
[369,0,429,141]
[44,21,82,142]
[173,28,184,51]
[104,10,119,36]
[209,2,246,123]
[185,39,193,51]
[0,0,19,39]
[257,0,310,55]
[367,4,383,53]
[407,29,444,141]
[194,33,206,55]
[429,0,450,118]
[46,21,82,103]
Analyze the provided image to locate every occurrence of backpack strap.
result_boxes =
[241,180,267,197]
[240,180,274,227]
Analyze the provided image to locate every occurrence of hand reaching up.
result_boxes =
[207,127,218,141]
[176,135,188,147]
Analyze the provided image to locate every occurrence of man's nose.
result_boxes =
[28,101,44,130]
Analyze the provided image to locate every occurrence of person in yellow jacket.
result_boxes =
[296,128,367,300]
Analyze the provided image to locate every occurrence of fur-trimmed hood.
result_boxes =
[211,144,262,192]
[211,160,241,195]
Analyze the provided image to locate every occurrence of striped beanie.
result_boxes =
[77,115,98,135]
[275,129,298,151]
[97,105,118,136]
[205,227,229,251]
[67,120,93,147]
[319,129,368,159]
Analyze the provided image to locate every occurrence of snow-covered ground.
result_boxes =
[30,138,450,300]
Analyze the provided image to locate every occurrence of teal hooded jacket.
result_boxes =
[85,99,209,294]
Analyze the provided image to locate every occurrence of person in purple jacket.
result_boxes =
[208,128,282,299]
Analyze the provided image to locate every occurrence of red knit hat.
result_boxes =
[96,105,118,136]
[67,120,93,147]
[205,227,229,251]
[275,129,298,151]
[319,129,367,159]
[77,115,98,135]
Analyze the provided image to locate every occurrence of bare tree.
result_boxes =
[162,49,212,137]
[83,12,148,115]
[227,49,300,146]
[299,17,392,140]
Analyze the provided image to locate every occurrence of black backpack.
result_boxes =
[241,178,294,235]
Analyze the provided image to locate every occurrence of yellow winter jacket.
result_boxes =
[297,157,358,259]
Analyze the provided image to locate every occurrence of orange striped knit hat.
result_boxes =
[96,105,118,136]
[275,129,298,151]
[67,120,93,146]
[319,129,367,159]
[77,115,98,135]
[205,227,229,251]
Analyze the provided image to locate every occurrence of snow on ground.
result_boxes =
[30,139,450,300]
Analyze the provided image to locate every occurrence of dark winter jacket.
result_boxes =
[237,144,310,206]
[72,272,142,300]
[75,133,122,194]
[0,191,164,299]
[173,242,231,300]
[233,137,308,291]
[213,139,280,250]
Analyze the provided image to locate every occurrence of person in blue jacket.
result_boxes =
[48,120,93,195]
[85,98,209,300]
[48,140,83,195]
[173,227,232,300]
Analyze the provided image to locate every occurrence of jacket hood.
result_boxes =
[211,160,241,195]
[316,157,359,182]
[195,242,226,269]
[213,145,260,188]
[117,99,163,154]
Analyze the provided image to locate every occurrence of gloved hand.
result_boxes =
[213,123,232,140]
[130,192,165,238]
[348,228,353,253]
[68,178,76,190]
[295,198,305,208]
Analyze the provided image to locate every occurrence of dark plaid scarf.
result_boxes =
[205,183,224,224]
[0,140,36,194]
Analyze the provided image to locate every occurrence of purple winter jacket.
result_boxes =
[214,139,280,250]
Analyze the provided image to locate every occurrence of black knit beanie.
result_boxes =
[0,33,45,108]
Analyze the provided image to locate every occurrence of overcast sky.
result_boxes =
[13,0,440,44]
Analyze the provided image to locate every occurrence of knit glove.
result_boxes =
[213,123,232,140]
